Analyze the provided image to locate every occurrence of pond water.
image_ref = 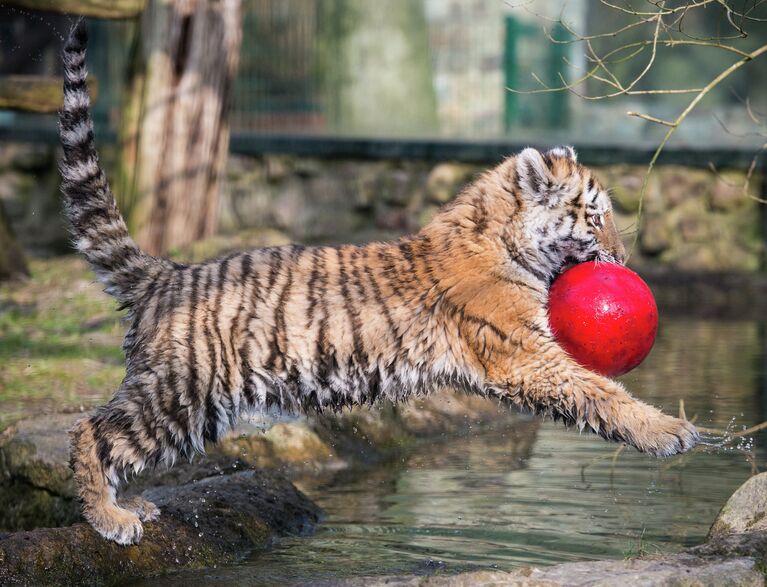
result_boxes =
[134,316,767,586]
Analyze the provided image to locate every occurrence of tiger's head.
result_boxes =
[504,146,625,284]
[429,145,626,288]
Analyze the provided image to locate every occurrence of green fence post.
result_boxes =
[503,15,518,134]
[546,22,569,129]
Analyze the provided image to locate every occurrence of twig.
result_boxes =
[628,42,767,258]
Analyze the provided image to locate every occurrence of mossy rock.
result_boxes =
[709,472,767,539]
[0,470,321,586]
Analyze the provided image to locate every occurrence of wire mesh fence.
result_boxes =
[0,0,765,152]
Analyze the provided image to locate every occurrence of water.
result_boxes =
[134,316,767,586]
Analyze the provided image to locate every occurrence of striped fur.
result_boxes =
[61,22,698,545]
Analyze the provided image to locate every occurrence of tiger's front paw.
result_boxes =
[634,414,699,457]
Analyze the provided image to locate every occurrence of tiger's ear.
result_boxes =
[546,145,577,162]
[515,147,559,207]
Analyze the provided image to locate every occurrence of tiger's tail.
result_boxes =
[59,20,168,307]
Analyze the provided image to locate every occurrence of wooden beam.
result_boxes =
[0,75,98,113]
[1,0,145,19]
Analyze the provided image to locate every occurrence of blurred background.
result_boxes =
[0,1,767,583]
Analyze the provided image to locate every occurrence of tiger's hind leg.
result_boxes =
[118,495,161,522]
[69,417,143,544]
[69,404,164,545]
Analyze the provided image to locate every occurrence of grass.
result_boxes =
[623,529,663,559]
[0,256,127,430]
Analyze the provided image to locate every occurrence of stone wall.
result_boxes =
[0,141,763,272]
[221,154,765,272]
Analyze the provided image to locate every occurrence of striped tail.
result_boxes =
[59,21,164,307]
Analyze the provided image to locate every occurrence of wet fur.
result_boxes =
[60,23,698,545]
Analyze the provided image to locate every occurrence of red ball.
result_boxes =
[547,262,658,377]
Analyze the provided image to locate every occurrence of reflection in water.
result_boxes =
[136,317,766,586]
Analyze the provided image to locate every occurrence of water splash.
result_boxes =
[695,416,758,454]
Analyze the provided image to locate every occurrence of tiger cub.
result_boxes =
[60,22,698,545]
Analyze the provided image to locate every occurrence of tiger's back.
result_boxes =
[122,238,491,452]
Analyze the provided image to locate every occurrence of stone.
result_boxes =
[708,471,767,538]
[710,170,749,211]
[0,470,321,586]
[531,554,762,587]
[0,412,82,497]
[338,161,387,210]
[601,165,644,214]
[694,530,767,565]
[7,144,53,174]
[305,555,763,586]
[264,422,338,464]
[214,420,341,470]
[379,168,416,206]
[264,155,292,182]
[311,389,534,465]
[0,391,527,535]
[671,199,710,244]
[659,166,711,208]
[426,163,476,204]
[293,157,323,177]
[375,205,411,231]
[640,214,672,256]
[418,204,440,227]
[304,557,762,586]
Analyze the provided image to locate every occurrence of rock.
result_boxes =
[426,163,476,204]
[375,205,411,231]
[660,166,710,208]
[306,555,763,586]
[709,170,748,211]
[531,554,762,587]
[264,155,292,182]
[640,213,672,256]
[0,391,524,533]
[0,412,81,497]
[311,390,534,465]
[418,204,440,227]
[379,168,416,206]
[601,165,644,214]
[694,530,767,565]
[337,161,387,210]
[293,158,323,177]
[0,479,81,532]
[0,470,321,586]
[708,472,767,538]
[215,420,342,470]
[6,144,53,174]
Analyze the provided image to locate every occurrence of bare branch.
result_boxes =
[627,111,676,126]
[628,42,767,258]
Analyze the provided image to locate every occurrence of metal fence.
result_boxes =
[0,0,765,168]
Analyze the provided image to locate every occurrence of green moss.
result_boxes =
[0,257,125,431]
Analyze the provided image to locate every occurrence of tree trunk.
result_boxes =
[119,0,242,256]
[0,201,29,282]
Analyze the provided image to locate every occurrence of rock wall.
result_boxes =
[1,142,763,271]
[221,154,765,272]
